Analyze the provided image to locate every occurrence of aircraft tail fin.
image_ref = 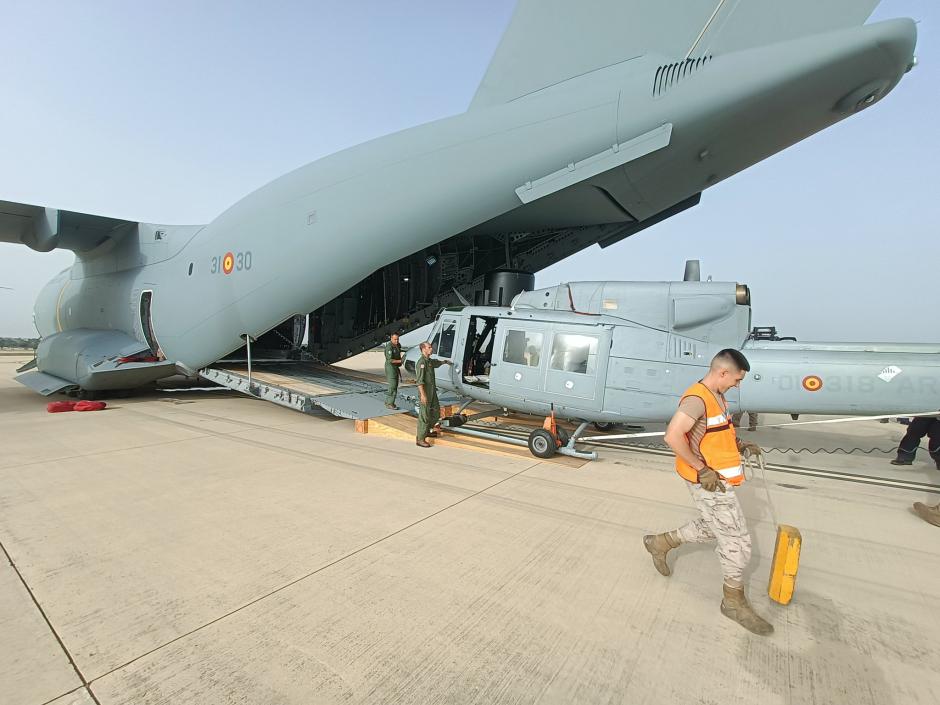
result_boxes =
[469,0,881,109]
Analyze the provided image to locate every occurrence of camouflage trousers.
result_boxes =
[676,481,751,588]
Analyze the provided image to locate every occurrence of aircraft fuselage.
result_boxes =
[32,20,915,388]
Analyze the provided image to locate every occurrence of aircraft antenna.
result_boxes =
[685,0,728,59]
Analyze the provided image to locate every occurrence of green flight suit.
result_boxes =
[414,355,445,440]
[384,342,403,406]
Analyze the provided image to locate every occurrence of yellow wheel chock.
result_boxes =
[768,524,802,605]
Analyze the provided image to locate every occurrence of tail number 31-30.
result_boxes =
[211,251,253,275]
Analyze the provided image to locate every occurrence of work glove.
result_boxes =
[698,465,725,493]
[739,441,762,458]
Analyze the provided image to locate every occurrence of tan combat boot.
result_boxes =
[721,584,774,636]
[643,531,681,576]
[913,502,940,527]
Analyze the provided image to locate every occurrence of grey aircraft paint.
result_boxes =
[405,278,940,424]
[0,2,919,399]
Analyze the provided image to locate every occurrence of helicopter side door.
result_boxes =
[489,320,547,396]
[543,326,611,411]
[432,314,461,389]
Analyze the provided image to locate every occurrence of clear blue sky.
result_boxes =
[1,1,936,341]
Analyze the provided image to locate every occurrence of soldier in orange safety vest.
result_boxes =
[644,349,773,636]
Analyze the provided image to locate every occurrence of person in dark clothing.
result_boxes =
[890,416,940,468]
[384,333,403,409]
[414,341,452,448]
[891,416,940,528]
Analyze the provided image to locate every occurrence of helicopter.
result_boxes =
[404,264,940,459]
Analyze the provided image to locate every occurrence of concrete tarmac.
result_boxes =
[1,353,938,705]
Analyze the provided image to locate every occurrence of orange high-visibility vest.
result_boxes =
[675,382,744,486]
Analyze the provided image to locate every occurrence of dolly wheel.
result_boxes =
[593,421,616,432]
[528,429,557,459]
[556,427,570,448]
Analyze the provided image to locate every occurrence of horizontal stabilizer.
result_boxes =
[471,0,881,109]
[0,199,135,253]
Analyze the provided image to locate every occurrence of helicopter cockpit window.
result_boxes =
[550,333,598,375]
[502,329,543,367]
[438,322,456,358]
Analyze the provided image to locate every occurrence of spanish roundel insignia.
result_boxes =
[222,252,235,274]
[802,375,823,392]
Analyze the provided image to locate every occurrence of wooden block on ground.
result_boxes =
[363,413,416,441]
[355,419,369,434]
[360,414,586,468]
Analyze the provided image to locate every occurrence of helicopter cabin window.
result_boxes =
[462,315,498,387]
[437,321,456,358]
[502,329,543,367]
[550,333,598,375]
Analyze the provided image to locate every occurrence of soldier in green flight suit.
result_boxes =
[414,341,452,448]
[384,333,403,409]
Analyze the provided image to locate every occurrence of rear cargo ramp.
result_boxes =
[199,360,458,421]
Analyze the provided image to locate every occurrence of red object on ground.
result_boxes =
[73,400,107,412]
[47,401,77,413]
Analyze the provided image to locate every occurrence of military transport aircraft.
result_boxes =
[404,264,940,458]
[0,1,918,402]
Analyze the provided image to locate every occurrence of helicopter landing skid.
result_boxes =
[441,410,597,461]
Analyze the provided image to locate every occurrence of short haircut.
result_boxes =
[419,341,432,351]
[711,348,750,372]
